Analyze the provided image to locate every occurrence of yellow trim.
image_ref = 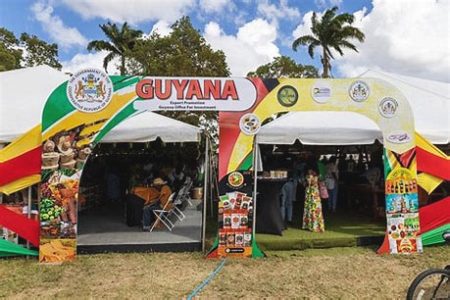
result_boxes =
[42,91,137,140]
[0,125,41,162]
[0,175,41,195]
[417,173,443,194]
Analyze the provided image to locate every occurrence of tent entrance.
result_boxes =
[253,141,386,251]
[77,140,205,252]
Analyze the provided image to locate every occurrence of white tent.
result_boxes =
[257,70,450,145]
[0,66,200,144]
[0,66,69,142]
[101,112,200,143]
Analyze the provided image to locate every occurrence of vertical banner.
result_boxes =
[217,171,254,257]
[384,149,422,253]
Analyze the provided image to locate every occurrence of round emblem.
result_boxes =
[67,68,113,113]
[311,81,331,103]
[277,85,298,107]
[349,81,370,102]
[239,113,261,135]
[386,131,411,144]
[378,97,398,118]
[228,171,244,188]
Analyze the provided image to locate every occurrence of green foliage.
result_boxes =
[87,22,143,75]
[247,56,318,78]
[127,17,229,77]
[0,27,62,71]
[0,28,22,71]
[292,6,365,78]
[20,33,62,70]
[126,16,230,148]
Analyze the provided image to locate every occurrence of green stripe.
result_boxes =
[42,82,75,131]
[42,75,141,132]
[383,148,392,178]
[0,239,38,257]
[237,152,253,171]
[422,223,450,246]
[93,102,137,144]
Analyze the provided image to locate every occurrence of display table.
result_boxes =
[255,178,287,235]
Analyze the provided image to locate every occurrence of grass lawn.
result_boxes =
[1,246,448,299]
[257,212,386,250]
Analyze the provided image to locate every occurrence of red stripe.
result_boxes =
[418,196,450,234]
[0,205,40,247]
[377,196,450,254]
[416,147,450,180]
[0,146,42,186]
[218,78,270,180]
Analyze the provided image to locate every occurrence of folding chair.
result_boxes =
[178,177,194,207]
[150,192,185,232]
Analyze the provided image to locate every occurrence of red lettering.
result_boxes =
[172,80,189,99]
[136,79,153,99]
[185,80,204,100]
[222,80,238,100]
[155,79,171,100]
[204,80,221,99]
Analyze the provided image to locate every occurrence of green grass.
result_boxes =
[256,212,385,250]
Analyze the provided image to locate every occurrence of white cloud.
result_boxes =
[31,1,88,49]
[149,20,173,37]
[204,19,280,76]
[62,51,120,75]
[61,0,194,24]
[199,0,229,13]
[315,0,342,9]
[257,0,300,26]
[335,0,450,82]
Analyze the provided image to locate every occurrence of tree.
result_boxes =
[127,17,229,77]
[0,28,22,71]
[126,17,230,147]
[292,6,365,78]
[247,56,318,78]
[87,22,143,75]
[0,28,62,71]
[20,33,62,70]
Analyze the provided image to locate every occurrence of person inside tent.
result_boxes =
[142,178,172,231]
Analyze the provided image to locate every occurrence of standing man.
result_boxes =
[280,175,298,228]
[325,157,339,213]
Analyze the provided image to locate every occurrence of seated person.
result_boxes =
[125,181,160,227]
[142,178,173,231]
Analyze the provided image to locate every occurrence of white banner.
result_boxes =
[133,77,258,112]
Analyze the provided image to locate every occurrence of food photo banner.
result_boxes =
[39,68,421,263]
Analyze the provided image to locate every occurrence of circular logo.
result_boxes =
[311,81,331,104]
[386,131,411,144]
[349,81,370,102]
[228,171,244,188]
[277,85,298,107]
[239,113,261,135]
[67,68,113,113]
[379,97,398,118]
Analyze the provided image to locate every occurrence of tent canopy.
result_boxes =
[101,112,200,143]
[0,66,69,142]
[0,66,200,144]
[257,70,450,145]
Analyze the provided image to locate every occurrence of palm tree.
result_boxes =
[292,6,365,78]
[87,22,142,75]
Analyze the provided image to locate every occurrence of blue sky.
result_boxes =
[0,0,448,82]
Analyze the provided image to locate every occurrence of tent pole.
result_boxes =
[252,137,258,239]
[26,187,32,251]
[201,136,209,253]
[209,148,214,217]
